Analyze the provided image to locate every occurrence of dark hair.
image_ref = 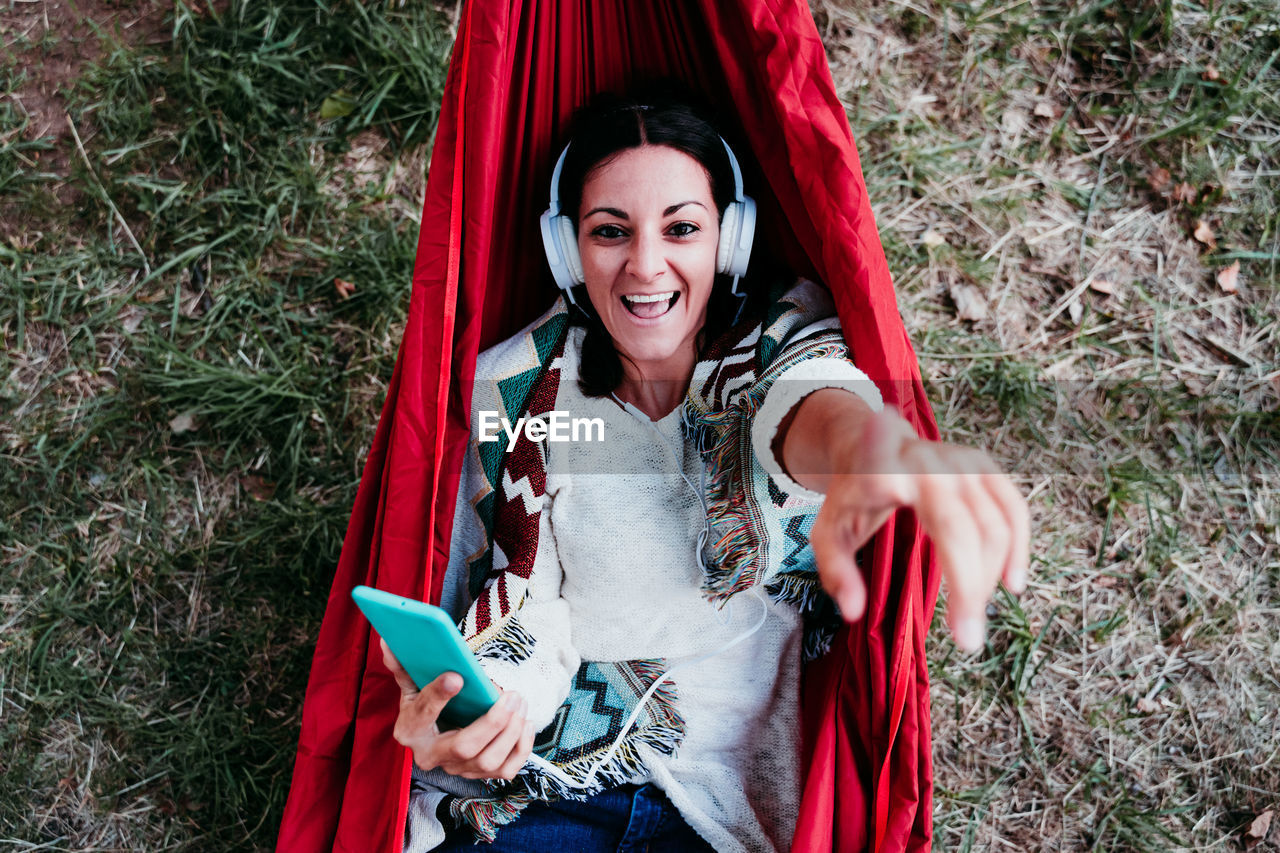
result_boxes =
[556,90,758,397]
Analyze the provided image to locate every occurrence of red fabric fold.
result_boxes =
[278,1,939,850]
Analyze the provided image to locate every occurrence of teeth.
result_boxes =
[622,292,676,304]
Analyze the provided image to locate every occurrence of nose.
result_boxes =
[624,231,666,283]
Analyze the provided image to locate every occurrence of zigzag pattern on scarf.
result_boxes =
[448,658,684,843]
[465,308,571,604]
[462,311,569,645]
[766,514,844,660]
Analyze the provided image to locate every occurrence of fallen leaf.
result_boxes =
[320,89,357,120]
[1033,100,1056,119]
[1185,375,1209,397]
[1136,697,1159,713]
[1202,64,1220,82]
[1171,182,1197,204]
[334,278,356,299]
[1247,810,1273,840]
[179,288,211,319]
[1044,354,1079,379]
[949,283,988,321]
[119,306,146,334]
[169,412,197,434]
[1193,219,1217,248]
[1089,277,1117,296]
[1147,167,1171,192]
[241,474,277,502]
[1070,388,1102,421]
[1000,108,1029,137]
[921,228,947,248]
[1216,260,1240,293]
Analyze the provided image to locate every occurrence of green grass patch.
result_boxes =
[2,1,451,847]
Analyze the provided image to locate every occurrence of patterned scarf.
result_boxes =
[442,279,854,841]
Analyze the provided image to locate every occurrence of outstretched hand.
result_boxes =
[807,408,1029,651]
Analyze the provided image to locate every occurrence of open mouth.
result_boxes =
[621,291,679,320]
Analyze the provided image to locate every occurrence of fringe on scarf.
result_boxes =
[766,570,824,614]
[473,613,537,664]
[767,571,841,662]
[803,624,837,662]
[688,403,771,601]
[448,793,531,843]
[687,336,848,602]
[448,658,684,843]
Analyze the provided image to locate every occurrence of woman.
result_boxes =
[385,94,1028,852]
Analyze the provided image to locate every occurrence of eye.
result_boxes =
[590,224,626,240]
[668,221,700,238]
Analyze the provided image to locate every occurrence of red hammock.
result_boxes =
[277,1,940,850]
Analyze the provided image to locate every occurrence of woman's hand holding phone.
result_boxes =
[382,639,536,781]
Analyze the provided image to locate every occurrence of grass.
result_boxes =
[3,0,1278,850]
[2,1,451,848]
[817,0,1279,848]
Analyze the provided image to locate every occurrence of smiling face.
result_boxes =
[577,144,720,381]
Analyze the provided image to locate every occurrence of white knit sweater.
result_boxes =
[405,323,881,852]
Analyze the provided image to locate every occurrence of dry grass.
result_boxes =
[817,0,1279,848]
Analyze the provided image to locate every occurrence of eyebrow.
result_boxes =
[583,201,708,219]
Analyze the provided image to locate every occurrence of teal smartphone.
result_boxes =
[350,585,499,729]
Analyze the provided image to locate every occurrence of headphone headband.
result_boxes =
[547,133,747,216]
[547,143,571,215]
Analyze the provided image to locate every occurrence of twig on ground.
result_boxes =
[65,114,151,276]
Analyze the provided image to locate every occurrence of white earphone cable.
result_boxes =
[523,397,772,790]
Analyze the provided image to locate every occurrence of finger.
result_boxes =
[496,718,537,781]
[915,463,987,652]
[964,470,1011,592]
[380,638,421,699]
[461,696,528,779]
[442,689,521,765]
[809,503,868,621]
[390,669,461,758]
[407,670,465,727]
[987,473,1030,594]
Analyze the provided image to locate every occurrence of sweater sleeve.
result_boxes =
[750,355,884,503]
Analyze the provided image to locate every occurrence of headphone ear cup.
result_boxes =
[717,202,742,275]
[557,215,584,285]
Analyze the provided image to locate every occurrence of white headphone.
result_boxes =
[539,135,758,305]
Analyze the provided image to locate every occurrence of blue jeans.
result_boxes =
[436,783,717,852]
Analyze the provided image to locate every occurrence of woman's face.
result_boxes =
[577,144,720,375]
